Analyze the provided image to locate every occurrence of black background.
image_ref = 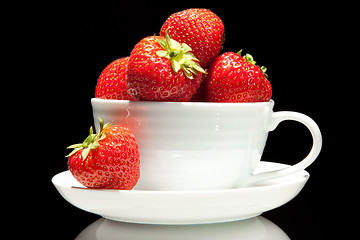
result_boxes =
[29,1,343,239]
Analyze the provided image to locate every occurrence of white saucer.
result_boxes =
[52,161,309,225]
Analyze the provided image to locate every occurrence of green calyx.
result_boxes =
[237,49,268,78]
[66,117,112,161]
[156,30,206,79]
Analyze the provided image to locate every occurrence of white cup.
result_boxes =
[91,98,322,191]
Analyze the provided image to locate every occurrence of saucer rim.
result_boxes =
[52,161,309,224]
[91,97,275,107]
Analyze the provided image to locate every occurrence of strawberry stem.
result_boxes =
[156,30,206,79]
[66,117,112,160]
[237,49,268,78]
[243,53,256,65]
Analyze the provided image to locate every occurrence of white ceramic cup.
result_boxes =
[91,98,322,191]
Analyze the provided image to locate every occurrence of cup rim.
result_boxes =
[91,98,275,106]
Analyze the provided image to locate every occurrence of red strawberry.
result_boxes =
[95,57,135,100]
[189,71,207,102]
[205,51,272,102]
[127,32,206,101]
[67,118,140,190]
[160,8,225,68]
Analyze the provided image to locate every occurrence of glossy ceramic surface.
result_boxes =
[52,162,309,224]
[91,98,321,190]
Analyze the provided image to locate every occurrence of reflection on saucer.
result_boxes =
[75,216,289,240]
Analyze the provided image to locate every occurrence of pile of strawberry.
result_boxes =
[95,8,272,103]
[67,8,273,191]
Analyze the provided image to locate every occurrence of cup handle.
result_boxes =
[245,111,322,186]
